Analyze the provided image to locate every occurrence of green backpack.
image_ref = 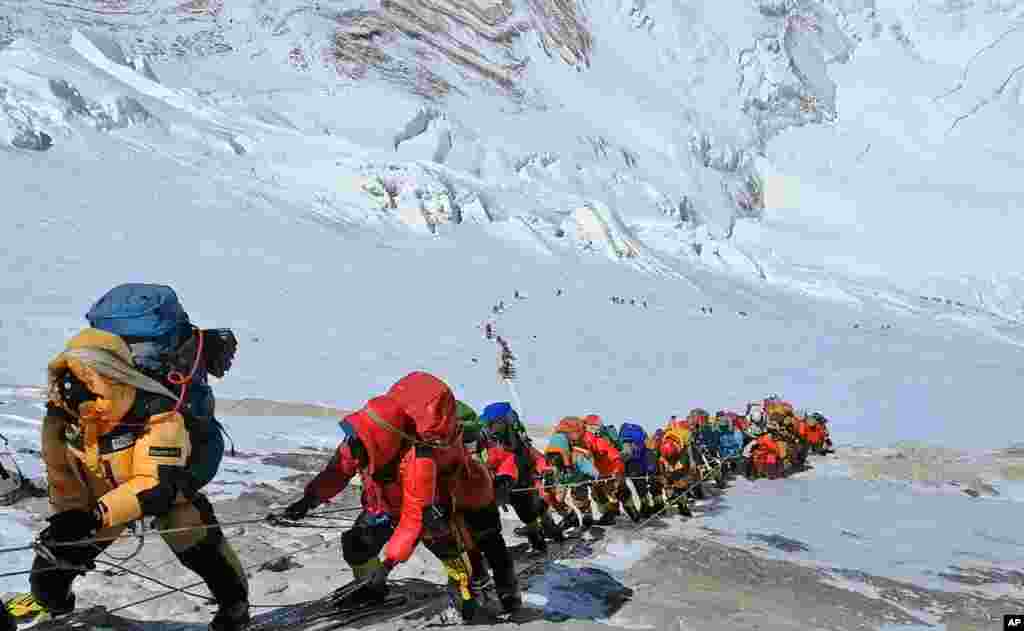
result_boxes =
[597,424,623,451]
[456,401,486,462]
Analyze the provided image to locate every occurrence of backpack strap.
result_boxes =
[123,391,177,426]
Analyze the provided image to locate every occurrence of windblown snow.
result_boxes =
[2,0,1024,628]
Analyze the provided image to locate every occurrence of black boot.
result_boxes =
[650,500,665,517]
[623,504,642,523]
[677,498,693,518]
[476,531,520,616]
[596,511,618,526]
[209,602,250,631]
[526,528,548,554]
[27,553,79,618]
[541,512,565,542]
[558,512,580,534]
[2,601,16,631]
[581,513,595,529]
[177,539,249,631]
[499,590,523,615]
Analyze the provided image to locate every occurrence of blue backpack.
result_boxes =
[87,284,192,374]
[86,284,237,491]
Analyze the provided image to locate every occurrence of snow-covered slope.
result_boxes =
[3,0,1022,303]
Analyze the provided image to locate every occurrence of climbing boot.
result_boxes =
[650,499,666,518]
[557,512,580,534]
[640,504,654,519]
[469,573,493,606]
[526,528,548,554]
[1,603,13,631]
[623,504,642,523]
[209,601,250,631]
[677,498,693,518]
[498,589,523,615]
[541,512,565,542]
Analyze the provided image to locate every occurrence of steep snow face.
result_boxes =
[0,0,896,277]
[2,0,1021,305]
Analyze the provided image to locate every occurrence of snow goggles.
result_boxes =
[56,369,98,412]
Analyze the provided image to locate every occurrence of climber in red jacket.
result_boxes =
[284,372,521,621]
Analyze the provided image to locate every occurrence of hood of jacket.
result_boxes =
[386,372,458,445]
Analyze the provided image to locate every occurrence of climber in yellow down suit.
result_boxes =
[23,329,249,631]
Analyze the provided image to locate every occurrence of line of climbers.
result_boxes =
[447,398,833,547]
[0,283,835,631]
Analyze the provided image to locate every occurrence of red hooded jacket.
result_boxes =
[340,372,493,566]
[304,441,403,517]
[580,432,624,477]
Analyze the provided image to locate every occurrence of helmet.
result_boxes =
[583,414,602,428]
[480,402,517,425]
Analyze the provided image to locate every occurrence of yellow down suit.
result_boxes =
[30,329,248,617]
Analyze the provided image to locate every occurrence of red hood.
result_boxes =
[346,395,413,476]
[386,372,457,445]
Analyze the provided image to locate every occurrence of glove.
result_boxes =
[41,509,101,544]
[369,558,397,589]
[39,509,102,571]
[283,494,320,521]
[494,475,514,510]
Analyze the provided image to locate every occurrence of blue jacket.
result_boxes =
[618,422,655,473]
[718,429,744,458]
[697,426,720,455]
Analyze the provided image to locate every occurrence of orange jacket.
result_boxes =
[804,424,826,447]
[580,432,624,476]
[754,434,782,457]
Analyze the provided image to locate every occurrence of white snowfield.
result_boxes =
[2,0,1024,627]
